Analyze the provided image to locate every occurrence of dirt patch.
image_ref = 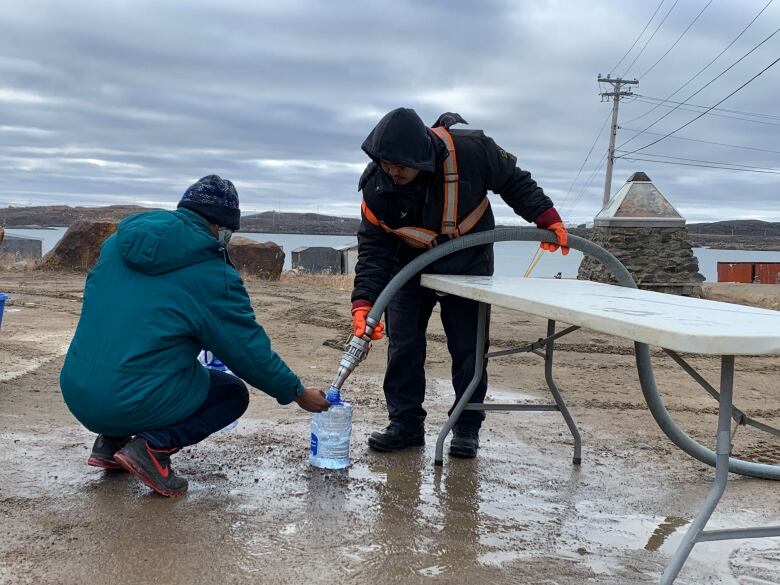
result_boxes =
[0,271,778,585]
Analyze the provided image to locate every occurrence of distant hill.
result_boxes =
[240,211,360,235]
[0,205,360,235]
[687,219,780,237]
[0,205,154,227]
[2,206,779,248]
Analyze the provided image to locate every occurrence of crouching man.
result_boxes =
[60,175,330,497]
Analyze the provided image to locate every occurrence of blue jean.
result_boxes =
[139,369,249,449]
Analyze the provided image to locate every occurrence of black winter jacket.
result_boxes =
[352,108,556,305]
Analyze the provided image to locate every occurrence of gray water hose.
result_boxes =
[365,227,780,480]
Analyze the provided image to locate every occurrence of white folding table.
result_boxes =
[421,274,780,584]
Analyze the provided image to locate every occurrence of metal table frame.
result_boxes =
[426,285,780,584]
[363,228,780,584]
[434,305,582,466]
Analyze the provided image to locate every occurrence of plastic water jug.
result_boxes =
[200,349,239,432]
[309,387,352,469]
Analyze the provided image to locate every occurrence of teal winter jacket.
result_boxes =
[60,208,303,436]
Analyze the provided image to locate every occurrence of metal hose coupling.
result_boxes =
[329,318,377,391]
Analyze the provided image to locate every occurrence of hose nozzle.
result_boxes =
[329,331,372,391]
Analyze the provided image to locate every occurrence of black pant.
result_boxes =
[383,281,488,431]
[140,370,249,449]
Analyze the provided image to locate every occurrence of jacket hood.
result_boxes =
[116,209,222,275]
[361,108,437,172]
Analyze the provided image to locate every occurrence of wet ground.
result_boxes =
[1,273,779,584]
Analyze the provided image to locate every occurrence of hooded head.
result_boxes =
[177,175,240,231]
[361,108,436,174]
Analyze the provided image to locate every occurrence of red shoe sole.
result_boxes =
[87,455,124,470]
[113,452,187,498]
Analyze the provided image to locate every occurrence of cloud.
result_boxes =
[0,0,778,223]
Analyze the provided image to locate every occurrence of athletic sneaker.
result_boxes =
[87,435,130,469]
[113,437,188,497]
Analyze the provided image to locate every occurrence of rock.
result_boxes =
[228,236,284,280]
[37,220,117,271]
[0,226,4,245]
[578,226,704,297]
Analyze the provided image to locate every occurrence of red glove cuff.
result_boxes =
[351,299,372,314]
[534,207,562,229]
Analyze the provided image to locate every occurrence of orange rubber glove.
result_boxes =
[351,305,385,340]
[540,221,570,256]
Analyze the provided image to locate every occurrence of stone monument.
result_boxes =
[577,172,704,297]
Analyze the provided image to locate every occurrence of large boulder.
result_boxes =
[38,220,117,271]
[228,236,284,280]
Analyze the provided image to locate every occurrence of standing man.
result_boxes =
[351,108,569,458]
[60,175,330,497]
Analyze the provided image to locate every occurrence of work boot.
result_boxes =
[449,428,480,458]
[368,421,425,452]
[113,437,188,497]
[87,434,130,469]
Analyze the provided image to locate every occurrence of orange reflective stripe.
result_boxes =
[361,200,381,227]
[457,197,490,235]
[430,127,458,235]
[394,227,438,248]
[363,199,437,248]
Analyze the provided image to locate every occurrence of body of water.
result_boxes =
[6,227,780,282]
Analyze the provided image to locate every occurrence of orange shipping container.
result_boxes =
[755,263,780,284]
[717,262,753,283]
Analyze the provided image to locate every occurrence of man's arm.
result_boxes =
[482,136,561,227]
[199,272,304,405]
[351,204,398,309]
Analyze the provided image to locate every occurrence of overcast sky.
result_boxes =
[1,0,778,225]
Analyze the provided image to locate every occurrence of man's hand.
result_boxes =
[295,387,331,413]
[351,305,385,340]
[540,221,570,256]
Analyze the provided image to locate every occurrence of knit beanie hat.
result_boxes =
[177,175,240,230]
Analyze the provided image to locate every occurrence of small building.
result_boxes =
[291,246,342,273]
[578,172,704,296]
[337,241,359,275]
[718,262,780,284]
[0,234,43,260]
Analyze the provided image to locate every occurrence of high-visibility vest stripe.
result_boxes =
[430,127,458,235]
[456,196,490,236]
[361,127,490,249]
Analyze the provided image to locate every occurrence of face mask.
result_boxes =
[217,227,233,247]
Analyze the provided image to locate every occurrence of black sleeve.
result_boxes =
[483,136,554,223]
[351,204,398,305]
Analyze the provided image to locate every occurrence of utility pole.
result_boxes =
[598,74,638,207]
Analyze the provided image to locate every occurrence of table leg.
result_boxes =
[660,355,735,584]
[434,302,489,466]
[544,319,582,465]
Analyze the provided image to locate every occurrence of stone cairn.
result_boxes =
[578,172,704,297]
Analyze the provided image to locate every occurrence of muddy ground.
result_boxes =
[0,272,778,585]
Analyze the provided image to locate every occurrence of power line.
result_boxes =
[565,154,608,218]
[620,0,774,126]
[638,0,715,79]
[619,127,780,156]
[618,25,780,149]
[636,94,780,120]
[631,97,780,127]
[610,0,667,74]
[622,0,680,77]
[558,110,612,211]
[617,149,780,171]
[620,155,780,174]
[621,56,780,156]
